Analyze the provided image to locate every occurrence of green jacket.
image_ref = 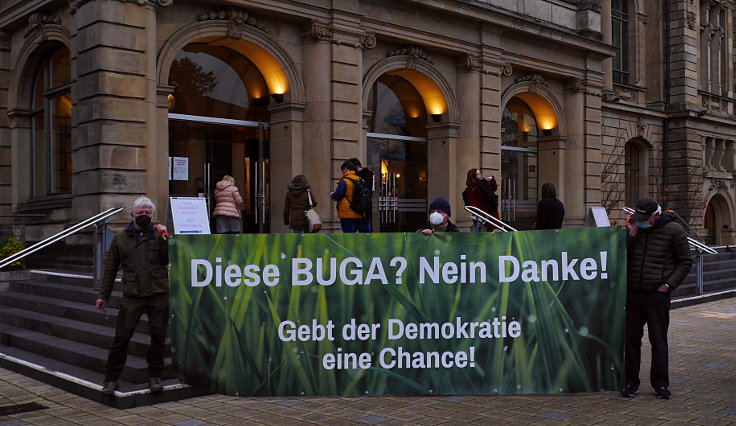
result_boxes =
[98,222,169,301]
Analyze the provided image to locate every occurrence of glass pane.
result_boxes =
[32,70,44,110]
[50,94,72,193]
[168,46,269,121]
[370,76,427,137]
[50,48,71,89]
[32,112,47,196]
[501,109,519,147]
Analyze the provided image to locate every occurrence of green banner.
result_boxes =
[169,227,626,396]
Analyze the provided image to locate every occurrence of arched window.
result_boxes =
[30,47,71,196]
[612,0,630,84]
[501,97,538,229]
[624,141,647,207]
[699,1,728,95]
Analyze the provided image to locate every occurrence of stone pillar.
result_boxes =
[426,122,459,210]
[72,0,165,222]
[666,121,705,231]
[0,32,10,218]
[268,102,305,233]
[455,55,482,228]
[537,136,567,201]
[563,84,587,226]
[668,0,700,112]
[302,21,334,232]
[598,0,613,94]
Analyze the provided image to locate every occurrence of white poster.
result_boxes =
[173,157,189,181]
[170,197,210,234]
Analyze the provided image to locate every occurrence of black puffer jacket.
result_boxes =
[627,214,692,293]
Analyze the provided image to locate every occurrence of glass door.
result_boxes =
[367,134,427,232]
[168,118,269,233]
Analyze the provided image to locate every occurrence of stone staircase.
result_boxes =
[672,249,736,307]
[0,270,207,408]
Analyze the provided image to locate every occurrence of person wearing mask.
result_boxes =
[349,158,374,233]
[534,182,565,229]
[212,175,244,234]
[418,197,460,235]
[330,160,364,233]
[463,168,500,231]
[621,197,692,400]
[96,197,169,395]
[283,174,316,233]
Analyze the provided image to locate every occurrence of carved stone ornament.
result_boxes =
[70,0,172,14]
[303,21,332,41]
[459,54,482,72]
[360,34,377,50]
[24,13,61,38]
[565,78,603,97]
[499,63,513,77]
[636,117,646,137]
[686,10,696,29]
[387,45,434,70]
[198,8,269,35]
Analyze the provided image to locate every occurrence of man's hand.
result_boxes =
[625,217,639,237]
[657,284,670,293]
[154,224,167,234]
[96,299,107,309]
[421,229,434,236]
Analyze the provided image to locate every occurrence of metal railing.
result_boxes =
[465,205,518,232]
[665,208,707,244]
[0,207,124,270]
[622,207,717,254]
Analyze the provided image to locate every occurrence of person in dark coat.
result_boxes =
[418,197,460,235]
[349,158,374,233]
[534,182,565,229]
[463,168,500,231]
[283,175,317,233]
[621,197,692,400]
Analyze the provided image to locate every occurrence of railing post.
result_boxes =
[696,253,704,295]
[93,222,104,291]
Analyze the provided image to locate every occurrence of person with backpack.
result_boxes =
[330,160,369,232]
[349,158,374,232]
[462,169,500,231]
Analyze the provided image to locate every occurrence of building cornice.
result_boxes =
[70,0,173,14]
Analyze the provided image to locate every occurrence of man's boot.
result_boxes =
[149,377,164,393]
[101,381,118,396]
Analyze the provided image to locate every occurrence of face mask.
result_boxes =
[429,212,445,226]
[636,220,652,230]
[135,214,152,228]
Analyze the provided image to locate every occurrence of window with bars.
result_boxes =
[612,0,629,84]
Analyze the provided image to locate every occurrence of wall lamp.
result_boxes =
[271,93,284,104]
[542,129,553,136]
[430,113,442,122]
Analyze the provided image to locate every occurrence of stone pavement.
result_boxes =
[0,298,734,425]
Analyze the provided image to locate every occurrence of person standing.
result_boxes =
[534,182,565,229]
[463,168,500,231]
[330,160,364,233]
[621,197,692,400]
[96,197,170,395]
[212,175,244,234]
[418,197,460,235]
[283,174,316,233]
[349,158,374,233]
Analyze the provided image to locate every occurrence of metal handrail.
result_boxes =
[465,205,517,232]
[0,207,124,270]
[664,208,707,244]
[622,207,717,254]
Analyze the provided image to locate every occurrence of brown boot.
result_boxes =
[149,377,164,393]
[101,381,118,396]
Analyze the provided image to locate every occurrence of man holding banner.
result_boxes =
[622,197,692,400]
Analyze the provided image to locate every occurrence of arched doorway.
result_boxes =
[366,70,446,232]
[704,194,731,245]
[167,39,285,233]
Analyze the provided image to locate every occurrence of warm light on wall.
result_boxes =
[208,37,289,98]
[387,69,447,117]
[516,92,557,131]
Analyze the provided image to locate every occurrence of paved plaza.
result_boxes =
[0,298,734,425]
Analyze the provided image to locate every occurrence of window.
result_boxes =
[612,0,629,84]
[699,1,727,95]
[624,141,643,207]
[30,48,72,196]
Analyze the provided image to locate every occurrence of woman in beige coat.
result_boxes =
[212,175,244,233]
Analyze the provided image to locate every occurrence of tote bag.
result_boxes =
[305,189,321,232]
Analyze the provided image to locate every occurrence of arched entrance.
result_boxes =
[365,70,447,232]
[704,194,731,245]
[501,93,558,230]
[167,38,287,233]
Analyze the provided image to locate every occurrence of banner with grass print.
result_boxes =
[169,226,626,396]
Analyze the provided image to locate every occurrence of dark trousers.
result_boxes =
[104,293,169,382]
[340,218,361,233]
[624,290,671,390]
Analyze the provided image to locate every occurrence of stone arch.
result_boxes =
[704,192,734,245]
[157,19,305,104]
[500,79,566,137]
[7,26,71,112]
[362,55,459,123]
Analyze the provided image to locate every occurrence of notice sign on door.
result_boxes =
[170,197,210,234]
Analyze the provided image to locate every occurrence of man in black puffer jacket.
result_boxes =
[621,197,692,400]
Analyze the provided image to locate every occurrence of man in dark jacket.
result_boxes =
[349,158,374,232]
[621,197,692,400]
[96,196,170,396]
[418,197,460,235]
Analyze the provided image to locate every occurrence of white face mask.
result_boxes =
[429,212,445,226]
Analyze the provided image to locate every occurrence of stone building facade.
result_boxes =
[0,0,734,264]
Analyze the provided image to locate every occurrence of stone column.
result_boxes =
[0,32,10,217]
[537,136,567,201]
[72,0,166,222]
[268,102,305,233]
[668,0,700,111]
[563,82,587,226]
[426,122,459,208]
[455,54,482,228]
[599,0,613,94]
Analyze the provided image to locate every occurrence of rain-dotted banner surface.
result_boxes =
[169,227,626,396]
